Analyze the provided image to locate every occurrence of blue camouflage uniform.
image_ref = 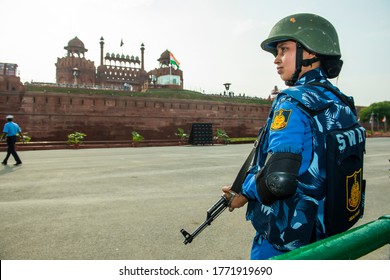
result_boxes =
[241,68,358,259]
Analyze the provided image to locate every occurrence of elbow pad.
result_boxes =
[256,152,302,205]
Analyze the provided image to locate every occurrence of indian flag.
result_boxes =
[170,52,180,68]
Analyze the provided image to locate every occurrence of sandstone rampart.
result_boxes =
[0,91,270,142]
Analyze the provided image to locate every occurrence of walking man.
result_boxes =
[1,115,23,166]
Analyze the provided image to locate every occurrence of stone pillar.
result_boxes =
[140,43,145,71]
[100,37,105,67]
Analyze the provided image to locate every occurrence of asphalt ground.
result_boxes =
[1,138,389,260]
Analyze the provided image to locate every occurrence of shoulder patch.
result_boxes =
[270,109,292,131]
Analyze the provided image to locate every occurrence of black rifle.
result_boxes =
[180,131,262,245]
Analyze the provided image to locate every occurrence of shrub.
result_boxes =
[175,128,189,141]
[132,131,144,142]
[67,132,86,146]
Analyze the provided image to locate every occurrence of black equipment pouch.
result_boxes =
[325,123,366,236]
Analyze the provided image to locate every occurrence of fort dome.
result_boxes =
[67,36,85,49]
[64,36,88,54]
[159,49,170,59]
[158,49,170,66]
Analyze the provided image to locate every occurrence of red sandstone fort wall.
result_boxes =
[0,91,270,142]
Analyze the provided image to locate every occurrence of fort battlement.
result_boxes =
[0,91,270,143]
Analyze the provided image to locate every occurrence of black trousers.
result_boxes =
[3,136,22,164]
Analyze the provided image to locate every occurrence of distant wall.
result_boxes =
[0,91,270,141]
[0,76,25,93]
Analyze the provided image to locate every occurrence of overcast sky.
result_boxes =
[2,0,389,106]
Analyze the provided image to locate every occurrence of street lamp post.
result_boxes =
[223,83,231,97]
[370,111,374,133]
[377,113,380,131]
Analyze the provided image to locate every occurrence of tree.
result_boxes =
[359,101,390,125]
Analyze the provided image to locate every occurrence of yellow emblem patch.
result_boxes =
[346,169,362,212]
[270,109,292,131]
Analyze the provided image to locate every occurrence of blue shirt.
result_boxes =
[241,68,358,251]
[3,121,21,137]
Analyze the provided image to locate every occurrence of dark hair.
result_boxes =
[319,56,343,79]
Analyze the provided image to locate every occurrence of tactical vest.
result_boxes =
[281,83,366,236]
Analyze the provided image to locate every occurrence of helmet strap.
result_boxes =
[285,42,320,86]
[302,57,320,67]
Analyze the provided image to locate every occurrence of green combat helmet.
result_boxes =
[261,13,341,57]
[261,13,342,82]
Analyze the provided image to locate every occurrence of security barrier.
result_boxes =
[188,123,213,145]
[270,215,390,260]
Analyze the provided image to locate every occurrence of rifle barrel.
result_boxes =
[181,196,228,244]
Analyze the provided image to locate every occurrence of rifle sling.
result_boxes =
[308,82,357,116]
[230,128,263,193]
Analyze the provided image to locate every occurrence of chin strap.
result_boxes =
[285,42,320,86]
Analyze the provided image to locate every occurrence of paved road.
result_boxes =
[1,138,389,260]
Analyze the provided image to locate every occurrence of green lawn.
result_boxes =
[25,85,271,105]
